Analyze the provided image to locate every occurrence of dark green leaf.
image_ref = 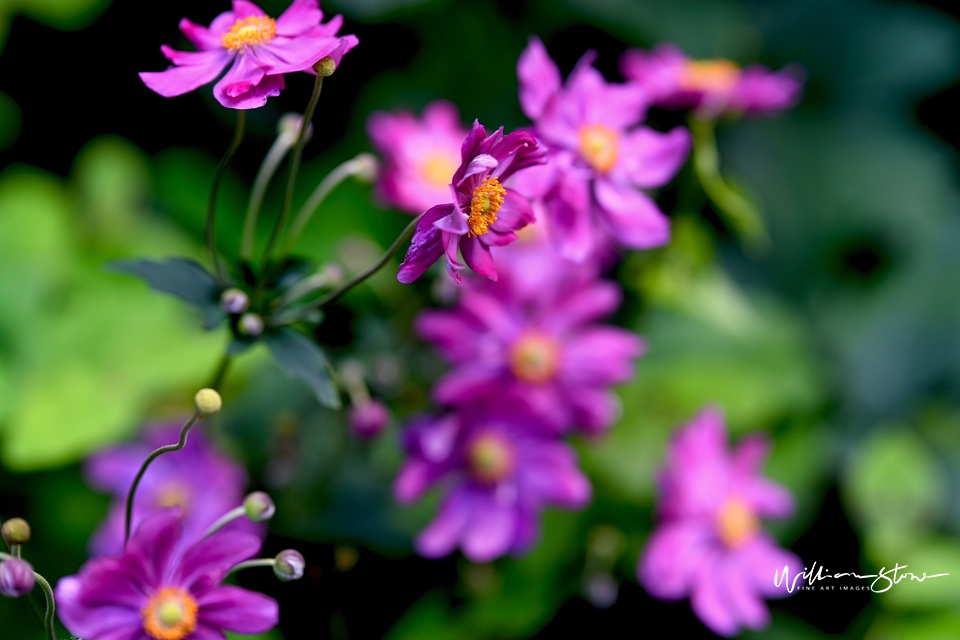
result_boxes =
[109,258,225,329]
[265,328,341,409]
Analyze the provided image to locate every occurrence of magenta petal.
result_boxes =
[179,17,227,50]
[125,509,181,588]
[723,552,772,631]
[55,575,142,639]
[461,236,497,280]
[567,386,621,435]
[212,54,272,108]
[563,327,645,385]
[639,521,712,600]
[255,34,345,74]
[617,126,691,189]
[546,175,596,263]
[232,1,266,19]
[176,533,262,594]
[518,37,562,120]
[140,50,231,98]
[593,179,670,249]
[197,586,279,633]
[398,204,454,284]
[416,490,473,558]
[394,459,439,503]
[434,211,469,235]
[461,495,517,562]
[275,0,322,35]
[690,552,741,637]
[744,535,803,599]
[488,190,534,236]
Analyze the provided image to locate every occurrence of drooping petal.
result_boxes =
[197,586,279,633]
[518,37,562,120]
[212,54,275,109]
[690,550,741,637]
[140,50,231,98]
[593,178,670,250]
[397,204,455,284]
[461,494,518,562]
[460,236,498,281]
[616,126,691,188]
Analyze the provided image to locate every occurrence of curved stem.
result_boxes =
[228,558,276,576]
[203,506,246,538]
[123,412,201,548]
[33,572,56,640]
[258,75,325,282]
[241,133,296,261]
[207,111,247,284]
[271,213,421,325]
[281,156,363,255]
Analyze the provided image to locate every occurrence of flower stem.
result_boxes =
[258,75,324,284]
[33,572,56,640]
[203,506,246,538]
[123,411,201,548]
[208,352,233,390]
[228,558,276,576]
[240,132,297,261]
[207,110,247,284]
[281,155,365,255]
[271,213,421,325]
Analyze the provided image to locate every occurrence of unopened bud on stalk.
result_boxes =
[348,400,390,439]
[194,388,222,416]
[274,549,305,581]
[1,518,30,545]
[351,153,379,183]
[239,313,265,337]
[0,558,34,598]
[279,113,313,143]
[220,288,250,314]
[314,56,336,77]
[244,492,276,523]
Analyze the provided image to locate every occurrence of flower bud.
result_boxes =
[348,400,390,439]
[351,153,379,184]
[279,112,313,143]
[239,313,265,337]
[314,56,336,77]
[274,549,305,581]
[220,288,250,314]
[244,491,276,523]
[0,558,34,598]
[194,388,222,416]
[1,518,30,545]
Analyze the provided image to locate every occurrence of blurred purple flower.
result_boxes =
[514,37,690,263]
[367,101,469,214]
[417,235,645,435]
[620,44,804,118]
[397,120,544,284]
[638,408,802,637]
[57,509,277,639]
[140,0,359,109]
[85,422,260,557]
[394,404,591,562]
[349,399,391,438]
[0,558,34,598]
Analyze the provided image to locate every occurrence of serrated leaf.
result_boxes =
[265,328,341,409]
[109,257,225,329]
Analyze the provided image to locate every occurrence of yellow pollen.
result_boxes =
[716,497,759,549]
[142,587,198,640]
[468,432,516,485]
[419,152,457,189]
[154,483,190,514]
[681,59,740,94]
[509,332,561,384]
[468,176,506,237]
[578,124,619,173]
[221,15,277,52]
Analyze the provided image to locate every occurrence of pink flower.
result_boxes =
[638,408,802,637]
[367,101,469,214]
[620,44,804,118]
[514,37,690,263]
[140,0,359,109]
[396,120,544,284]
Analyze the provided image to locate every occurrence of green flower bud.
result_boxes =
[1,518,30,545]
[314,56,336,77]
[274,549,305,581]
[244,491,276,523]
[194,388,222,416]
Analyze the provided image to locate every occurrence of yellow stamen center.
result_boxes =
[154,482,190,514]
[468,176,506,237]
[467,432,516,484]
[509,332,561,384]
[578,124,619,173]
[681,59,740,94]
[142,587,198,640]
[419,152,458,189]
[716,496,759,548]
[222,15,277,52]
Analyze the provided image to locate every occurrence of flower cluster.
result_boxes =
[638,408,802,636]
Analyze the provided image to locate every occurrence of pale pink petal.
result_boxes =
[593,178,670,249]
[275,0,322,35]
[518,37,562,120]
[615,126,690,188]
[638,521,713,600]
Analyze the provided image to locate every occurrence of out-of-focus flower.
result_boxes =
[84,422,259,557]
[140,0,359,109]
[0,558,34,598]
[417,236,644,435]
[394,404,591,562]
[638,408,801,637]
[620,44,804,118]
[368,101,469,214]
[57,509,277,639]
[349,399,391,438]
[514,37,690,263]
[397,120,544,284]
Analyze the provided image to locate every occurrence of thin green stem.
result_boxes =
[33,572,56,640]
[203,506,245,538]
[207,110,247,284]
[258,75,325,285]
[123,412,201,548]
[281,156,363,255]
[271,213,421,325]
[228,558,276,577]
[208,352,232,390]
[241,133,297,261]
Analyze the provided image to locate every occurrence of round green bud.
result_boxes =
[244,491,276,523]
[274,549,305,581]
[314,56,337,77]
[1,518,30,545]
[194,388,222,416]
